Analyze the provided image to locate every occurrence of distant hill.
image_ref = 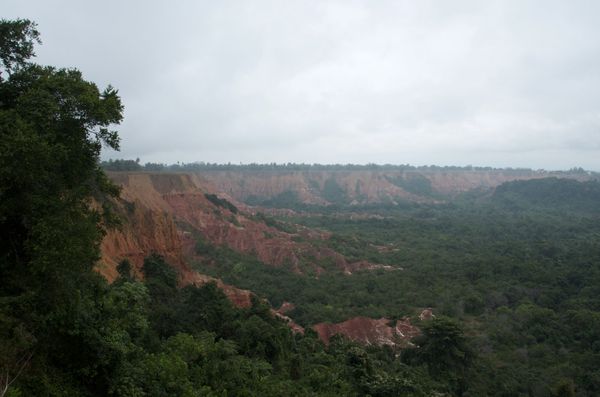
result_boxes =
[101,162,596,207]
[492,177,600,212]
[195,169,593,207]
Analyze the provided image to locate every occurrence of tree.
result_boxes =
[117,258,134,281]
[0,19,122,286]
[411,317,473,395]
[0,318,34,397]
[552,378,576,397]
[0,18,123,395]
[0,19,40,80]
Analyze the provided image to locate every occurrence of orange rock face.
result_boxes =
[200,170,426,204]
[313,316,421,347]
[99,203,186,282]
[101,172,381,277]
[99,173,257,307]
[99,172,384,310]
[312,309,436,346]
[101,169,584,280]
[99,172,453,341]
[99,205,253,308]
[197,169,591,204]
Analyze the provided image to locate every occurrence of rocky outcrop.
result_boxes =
[196,169,592,205]
[174,269,254,308]
[99,172,386,312]
[313,317,419,347]
[200,170,426,204]
[101,172,383,276]
[275,301,296,314]
[99,201,186,282]
[419,308,434,321]
[99,202,254,308]
[312,309,433,347]
[98,174,258,307]
[271,302,305,334]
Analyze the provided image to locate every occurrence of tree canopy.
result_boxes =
[0,18,123,396]
[0,19,40,79]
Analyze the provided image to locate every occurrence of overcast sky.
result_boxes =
[4,1,600,170]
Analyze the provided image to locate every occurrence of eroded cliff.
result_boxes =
[313,316,422,347]
[101,172,382,277]
[197,169,591,205]
[98,171,450,345]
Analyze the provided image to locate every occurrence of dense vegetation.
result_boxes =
[193,179,600,396]
[101,158,594,175]
[0,20,467,396]
[204,193,239,214]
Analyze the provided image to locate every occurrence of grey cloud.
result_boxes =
[4,0,600,169]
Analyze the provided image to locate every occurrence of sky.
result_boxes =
[4,1,600,170]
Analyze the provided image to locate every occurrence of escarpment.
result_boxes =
[197,169,592,206]
[101,170,579,346]
[99,172,392,312]
[100,172,382,277]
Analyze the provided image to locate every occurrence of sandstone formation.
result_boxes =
[197,169,591,205]
[101,172,383,277]
[312,316,421,347]
[99,170,465,346]
[312,309,433,347]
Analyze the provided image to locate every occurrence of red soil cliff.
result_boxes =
[197,169,591,204]
[313,316,421,347]
[101,172,382,276]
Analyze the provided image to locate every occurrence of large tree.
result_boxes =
[0,18,123,395]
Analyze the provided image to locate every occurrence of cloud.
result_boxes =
[4,0,600,169]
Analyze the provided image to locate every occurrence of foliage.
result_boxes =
[100,159,597,175]
[0,19,40,79]
[194,177,600,395]
[101,158,142,171]
[407,317,472,395]
[493,177,600,212]
[204,193,238,213]
[246,190,303,209]
[321,178,348,204]
[252,211,297,233]
[384,173,440,199]
[0,17,123,397]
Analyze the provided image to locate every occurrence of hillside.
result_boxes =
[94,172,600,395]
[101,172,388,274]
[192,168,592,207]
[99,173,388,300]
[493,177,600,212]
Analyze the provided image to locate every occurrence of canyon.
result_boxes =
[196,168,590,205]
[99,168,590,346]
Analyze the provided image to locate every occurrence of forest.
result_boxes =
[193,177,600,396]
[2,18,600,397]
[101,157,593,175]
